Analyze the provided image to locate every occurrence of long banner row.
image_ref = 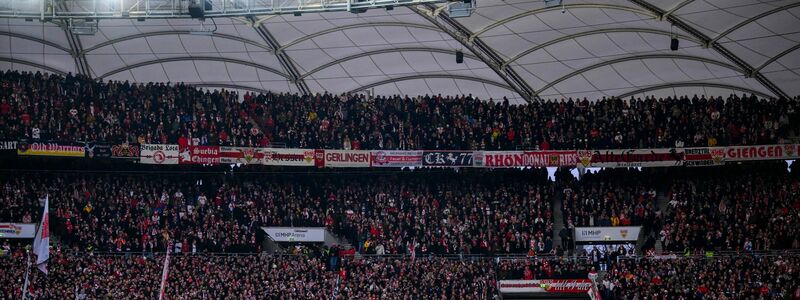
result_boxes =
[2,141,798,168]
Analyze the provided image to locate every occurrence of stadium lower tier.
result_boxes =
[1,252,797,299]
[2,162,799,255]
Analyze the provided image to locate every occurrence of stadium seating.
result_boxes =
[1,70,797,150]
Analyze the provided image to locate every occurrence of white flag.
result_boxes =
[32,195,49,274]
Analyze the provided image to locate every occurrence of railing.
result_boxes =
[46,249,800,259]
[0,0,453,19]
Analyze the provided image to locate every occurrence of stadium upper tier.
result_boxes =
[1,70,798,150]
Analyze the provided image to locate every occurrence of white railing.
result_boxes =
[0,0,452,19]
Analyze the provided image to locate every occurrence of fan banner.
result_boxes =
[370,150,423,167]
[0,140,17,156]
[574,226,641,242]
[179,145,221,165]
[84,142,112,158]
[722,144,800,161]
[421,151,475,167]
[111,143,140,159]
[316,149,371,168]
[0,223,36,238]
[140,144,179,165]
[478,151,578,168]
[261,148,315,166]
[498,279,593,293]
[16,142,85,157]
[220,147,266,165]
[684,147,726,167]
[576,148,684,168]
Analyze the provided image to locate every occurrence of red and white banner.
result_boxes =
[498,279,593,293]
[370,150,423,167]
[179,145,221,165]
[140,144,179,165]
[262,148,315,166]
[723,144,800,161]
[315,149,371,168]
[479,151,578,168]
[577,148,684,168]
[220,147,266,165]
[684,147,726,167]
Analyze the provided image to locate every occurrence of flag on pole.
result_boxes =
[409,238,417,261]
[158,242,172,300]
[32,195,49,274]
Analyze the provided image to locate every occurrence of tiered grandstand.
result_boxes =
[1,0,800,299]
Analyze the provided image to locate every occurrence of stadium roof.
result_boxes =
[0,0,798,103]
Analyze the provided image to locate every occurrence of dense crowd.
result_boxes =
[600,255,800,299]
[2,251,497,300]
[496,257,590,280]
[3,163,800,256]
[0,173,261,253]
[0,169,554,255]
[660,164,800,252]
[1,70,798,150]
[4,249,799,299]
[559,168,660,229]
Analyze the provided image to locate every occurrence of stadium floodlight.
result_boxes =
[544,0,562,8]
[447,0,474,18]
[69,19,98,35]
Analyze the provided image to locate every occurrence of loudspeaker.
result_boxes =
[188,3,204,19]
[456,51,463,64]
[670,38,679,51]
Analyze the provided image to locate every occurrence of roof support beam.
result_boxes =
[52,4,91,76]
[300,47,479,80]
[709,2,800,45]
[661,0,694,20]
[63,31,91,76]
[617,82,771,99]
[627,0,788,99]
[0,31,73,54]
[503,28,701,68]
[752,43,800,75]
[347,74,514,94]
[98,56,288,79]
[411,4,534,101]
[277,22,441,52]
[247,16,308,94]
[470,4,657,39]
[82,31,272,54]
[535,54,745,95]
[0,57,67,75]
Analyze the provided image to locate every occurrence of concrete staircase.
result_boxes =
[552,188,566,255]
[654,191,671,254]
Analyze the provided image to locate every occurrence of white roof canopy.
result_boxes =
[1,0,798,103]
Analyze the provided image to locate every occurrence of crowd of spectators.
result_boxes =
[600,255,800,299]
[2,250,497,300]
[0,169,554,255]
[1,70,798,150]
[559,168,660,229]
[496,257,590,280]
[4,248,798,299]
[4,163,800,257]
[0,173,261,253]
[660,163,800,253]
